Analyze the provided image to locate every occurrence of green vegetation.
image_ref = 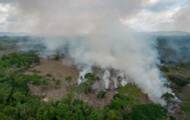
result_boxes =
[161,63,190,83]
[77,80,93,94]
[0,51,39,69]
[65,76,72,82]
[108,93,137,110]
[117,84,148,104]
[181,95,190,120]
[167,75,189,87]
[126,104,167,120]
[118,84,142,97]
[161,63,190,120]
[96,91,106,99]
[0,52,47,120]
[84,73,96,81]
[0,52,169,120]
[103,94,167,120]
[0,37,18,52]
[161,92,175,106]
[77,73,96,94]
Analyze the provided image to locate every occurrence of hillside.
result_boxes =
[0,35,189,120]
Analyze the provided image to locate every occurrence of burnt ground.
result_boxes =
[75,91,116,107]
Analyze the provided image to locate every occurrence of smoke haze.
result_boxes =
[3,0,177,104]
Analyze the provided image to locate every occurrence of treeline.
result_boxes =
[0,52,170,120]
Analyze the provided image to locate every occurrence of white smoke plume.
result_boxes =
[8,0,172,104]
[102,69,111,90]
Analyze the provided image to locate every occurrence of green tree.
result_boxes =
[126,104,167,120]
[161,92,175,105]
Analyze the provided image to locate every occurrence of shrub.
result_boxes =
[78,82,92,94]
[160,66,170,72]
[96,91,106,99]
[108,94,135,110]
[65,76,72,81]
[168,75,189,87]
[161,92,175,105]
[77,73,96,94]
[84,73,96,81]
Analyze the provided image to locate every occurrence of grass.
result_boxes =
[181,95,190,120]
[117,84,143,98]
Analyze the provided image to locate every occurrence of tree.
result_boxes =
[126,104,167,120]
[84,73,96,81]
[161,92,175,105]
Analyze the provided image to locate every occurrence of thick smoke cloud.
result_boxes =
[12,0,146,36]
[173,5,190,32]
[11,0,171,104]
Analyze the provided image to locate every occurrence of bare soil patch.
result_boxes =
[28,58,78,101]
[28,58,116,107]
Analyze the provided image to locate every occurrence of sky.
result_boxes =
[0,0,189,33]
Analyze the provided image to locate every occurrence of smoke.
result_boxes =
[10,0,172,104]
[173,5,190,32]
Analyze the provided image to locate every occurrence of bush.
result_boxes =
[65,76,72,81]
[160,66,170,72]
[78,82,92,94]
[23,74,48,85]
[55,99,100,120]
[77,73,96,94]
[108,94,135,110]
[161,92,175,104]
[103,109,123,120]
[96,91,106,99]
[168,75,189,87]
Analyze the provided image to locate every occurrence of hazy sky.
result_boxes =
[0,0,189,32]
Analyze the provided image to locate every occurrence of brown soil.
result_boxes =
[28,58,116,107]
[75,90,116,108]
[28,58,79,101]
[31,58,79,80]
